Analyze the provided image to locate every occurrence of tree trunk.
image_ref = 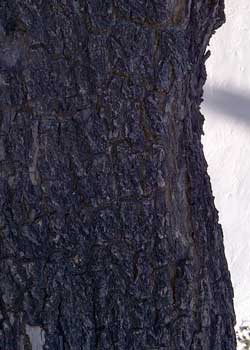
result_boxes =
[0,1,236,349]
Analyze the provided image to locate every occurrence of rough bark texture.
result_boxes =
[0,1,236,349]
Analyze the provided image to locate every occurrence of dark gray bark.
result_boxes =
[0,1,236,349]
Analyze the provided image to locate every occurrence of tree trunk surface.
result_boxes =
[0,1,236,349]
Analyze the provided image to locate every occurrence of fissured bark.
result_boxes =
[0,1,236,349]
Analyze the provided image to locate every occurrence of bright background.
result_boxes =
[202,0,250,327]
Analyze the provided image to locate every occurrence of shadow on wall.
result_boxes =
[203,86,250,125]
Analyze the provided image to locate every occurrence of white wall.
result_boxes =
[202,0,250,326]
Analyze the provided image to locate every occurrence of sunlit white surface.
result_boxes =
[202,0,250,325]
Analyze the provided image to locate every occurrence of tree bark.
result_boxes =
[0,1,236,349]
